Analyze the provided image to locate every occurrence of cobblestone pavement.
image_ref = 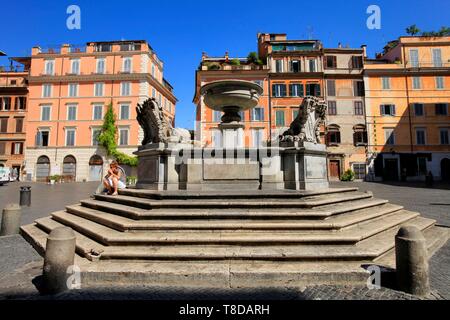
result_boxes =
[331,181,450,227]
[0,181,448,300]
[0,181,99,225]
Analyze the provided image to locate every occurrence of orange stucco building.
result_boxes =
[0,56,30,179]
[194,33,325,149]
[25,40,177,182]
[364,36,450,181]
[194,33,368,180]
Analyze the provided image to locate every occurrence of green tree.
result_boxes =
[436,26,450,36]
[98,103,138,167]
[247,52,264,65]
[406,25,420,36]
[421,26,450,37]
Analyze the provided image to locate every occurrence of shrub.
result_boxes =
[98,103,138,167]
[126,176,138,185]
[50,175,61,181]
[247,52,264,65]
[340,169,355,182]
[230,59,241,66]
[207,63,221,70]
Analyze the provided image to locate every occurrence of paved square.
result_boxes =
[0,181,448,300]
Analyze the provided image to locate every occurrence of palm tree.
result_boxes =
[406,25,420,36]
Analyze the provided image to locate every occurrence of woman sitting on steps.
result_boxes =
[103,161,126,196]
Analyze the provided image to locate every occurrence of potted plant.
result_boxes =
[49,175,59,185]
[126,176,137,186]
[340,169,355,182]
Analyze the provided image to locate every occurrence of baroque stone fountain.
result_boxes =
[200,80,263,148]
[134,79,329,191]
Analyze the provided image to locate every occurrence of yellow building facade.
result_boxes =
[365,36,450,181]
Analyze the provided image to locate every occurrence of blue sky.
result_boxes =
[1,0,448,129]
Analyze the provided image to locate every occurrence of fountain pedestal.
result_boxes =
[134,81,329,191]
[135,140,328,191]
[219,122,244,148]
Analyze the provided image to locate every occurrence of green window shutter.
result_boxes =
[276,110,285,126]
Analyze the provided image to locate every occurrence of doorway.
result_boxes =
[329,160,341,180]
[63,155,77,182]
[384,158,399,181]
[36,156,50,182]
[441,158,450,182]
[89,155,103,181]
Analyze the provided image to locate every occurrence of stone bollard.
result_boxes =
[42,227,76,294]
[395,226,430,296]
[0,204,22,236]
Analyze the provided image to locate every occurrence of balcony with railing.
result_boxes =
[200,62,268,71]
[0,65,28,73]
[405,60,450,68]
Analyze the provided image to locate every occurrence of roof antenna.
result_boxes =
[307,26,314,40]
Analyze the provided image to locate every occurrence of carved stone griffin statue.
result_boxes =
[136,98,191,145]
[280,96,327,144]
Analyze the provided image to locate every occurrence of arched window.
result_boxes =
[353,124,368,146]
[62,155,76,182]
[326,124,341,145]
[89,155,103,181]
[89,155,103,166]
[36,155,50,182]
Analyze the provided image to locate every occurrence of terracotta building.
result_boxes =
[323,46,367,180]
[193,52,269,147]
[0,55,30,179]
[364,36,450,181]
[194,33,325,148]
[25,40,177,182]
[194,33,369,180]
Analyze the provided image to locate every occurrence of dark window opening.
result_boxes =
[306,83,321,97]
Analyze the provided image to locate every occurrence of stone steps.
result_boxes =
[93,191,372,210]
[118,187,359,200]
[65,202,403,232]
[79,260,372,288]
[374,225,449,268]
[46,209,419,245]
[20,215,435,263]
[79,197,389,220]
[19,187,447,287]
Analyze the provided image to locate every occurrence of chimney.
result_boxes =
[61,44,71,54]
[201,52,207,61]
[225,51,229,62]
[31,46,41,55]
[361,45,367,58]
[338,42,342,48]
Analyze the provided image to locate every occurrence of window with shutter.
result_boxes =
[432,49,442,67]
[328,101,337,115]
[354,101,364,115]
[15,118,23,132]
[275,110,285,127]
[0,142,5,155]
[327,80,336,96]
[0,118,8,133]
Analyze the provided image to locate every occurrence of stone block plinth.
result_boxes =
[134,141,329,191]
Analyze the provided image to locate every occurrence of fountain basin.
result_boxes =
[200,80,263,115]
